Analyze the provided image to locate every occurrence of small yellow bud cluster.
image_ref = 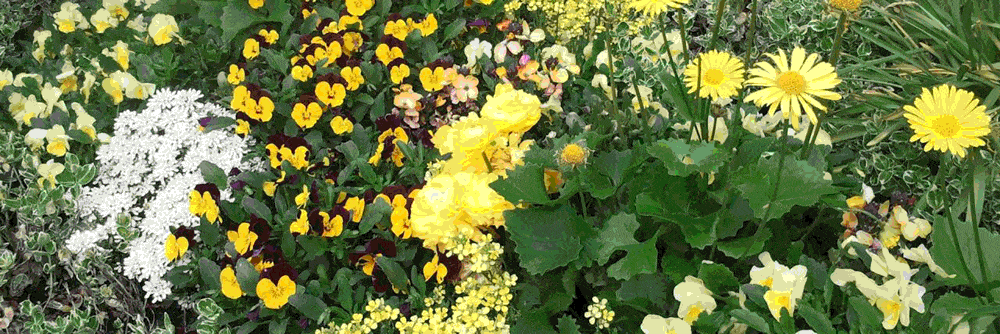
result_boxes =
[324,298,401,334]
[584,297,615,329]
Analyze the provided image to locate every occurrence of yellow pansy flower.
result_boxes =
[227,222,258,256]
[220,266,243,299]
[290,209,310,235]
[165,233,189,262]
[256,276,295,309]
[148,14,180,45]
[36,160,65,189]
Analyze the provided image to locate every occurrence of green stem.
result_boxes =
[630,78,652,143]
[829,12,849,67]
[707,0,729,51]
[481,151,493,173]
[579,192,588,217]
[967,157,989,289]
[678,11,690,64]
[732,0,759,140]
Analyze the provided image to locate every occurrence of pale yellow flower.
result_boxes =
[744,47,842,130]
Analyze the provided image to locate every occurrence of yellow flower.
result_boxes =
[148,14,180,45]
[36,160,65,189]
[344,197,365,223]
[227,222,258,256]
[641,315,692,334]
[243,38,261,60]
[543,168,563,194]
[673,276,716,324]
[220,266,243,299]
[90,9,117,33]
[830,0,862,11]
[627,0,690,17]
[290,209,310,235]
[189,190,220,223]
[330,115,354,134]
[384,19,411,41]
[315,81,346,107]
[246,96,274,122]
[291,101,323,129]
[479,83,542,134]
[165,233,189,262]
[321,211,344,237]
[744,47,842,130]
[291,64,313,82]
[45,125,70,157]
[903,84,991,158]
[684,50,745,100]
[415,14,438,36]
[102,41,131,71]
[341,67,364,90]
[249,0,264,9]
[558,141,591,168]
[390,63,410,84]
[102,77,124,105]
[419,67,446,92]
[762,265,808,320]
[391,206,412,239]
[231,85,251,112]
[422,253,447,284]
[263,181,277,197]
[235,119,251,136]
[294,185,310,207]
[71,103,97,139]
[279,146,310,169]
[346,0,374,16]
[258,28,279,44]
[0,69,12,90]
[257,276,296,309]
[104,0,129,21]
[375,44,403,65]
[227,64,245,85]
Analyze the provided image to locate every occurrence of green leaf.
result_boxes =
[930,212,1000,289]
[616,273,670,310]
[199,258,222,291]
[443,18,465,41]
[556,316,581,334]
[234,258,259,297]
[376,256,409,291]
[647,139,729,177]
[489,162,552,205]
[196,298,223,319]
[730,309,770,333]
[199,161,227,189]
[697,263,739,294]
[596,213,640,265]
[204,117,236,133]
[798,303,835,334]
[510,308,557,334]
[733,155,837,221]
[635,191,721,249]
[607,239,658,281]
[661,252,697,283]
[504,205,586,275]
[261,48,289,74]
[716,227,772,259]
[242,197,272,222]
[268,318,287,334]
[848,296,882,329]
[197,217,221,246]
[358,197,392,234]
[410,265,426,296]
[197,0,226,27]
[288,288,328,321]
[220,0,266,46]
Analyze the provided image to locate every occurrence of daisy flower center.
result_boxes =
[704,68,726,86]
[777,71,806,95]
[930,114,960,137]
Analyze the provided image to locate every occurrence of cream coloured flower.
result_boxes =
[148,14,179,45]
[673,276,716,324]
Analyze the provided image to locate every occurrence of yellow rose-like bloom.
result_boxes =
[257,276,295,309]
[290,209,310,235]
[744,47,842,130]
[164,234,189,262]
[292,101,323,129]
[409,172,513,251]
[684,50,745,100]
[220,266,243,299]
[346,0,374,16]
[341,67,364,90]
[390,63,410,85]
[227,222,258,256]
[479,83,542,134]
[330,115,354,134]
[248,0,264,9]
[419,67,445,92]
[148,14,180,45]
[627,0,690,17]
[903,84,991,158]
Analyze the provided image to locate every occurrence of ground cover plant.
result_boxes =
[1,0,999,333]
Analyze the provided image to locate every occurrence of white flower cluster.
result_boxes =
[67,88,263,302]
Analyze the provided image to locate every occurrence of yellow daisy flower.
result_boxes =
[744,47,842,130]
[903,84,991,158]
[683,50,745,100]
[830,0,862,12]
[627,0,690,17]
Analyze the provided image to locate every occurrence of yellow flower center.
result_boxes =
[930,114,960,138]
[877,298,901,327]
[704,68,726,86]
[683,305,704,324]
[830,0,862,11]
[777,71,806,95]
[560,144,586,165]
